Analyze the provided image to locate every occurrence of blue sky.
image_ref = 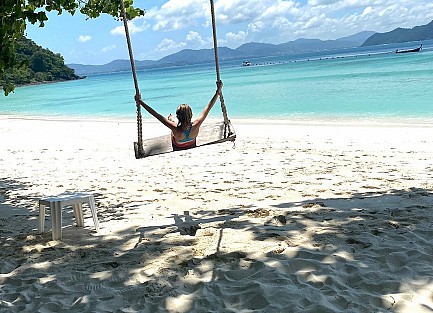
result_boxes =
[25,0,433,65]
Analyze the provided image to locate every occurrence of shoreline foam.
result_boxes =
[2,113,433,127]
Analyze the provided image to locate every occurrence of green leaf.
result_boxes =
[1,0,144,96]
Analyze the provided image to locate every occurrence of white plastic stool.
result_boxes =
[38,193,100,240]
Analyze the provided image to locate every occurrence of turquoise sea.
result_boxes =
[1,40,433,123]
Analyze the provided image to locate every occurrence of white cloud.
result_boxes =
[221,31,248,47]
[78,35,92,43]
[102,45,116,53]
[248,21,265,33]
[110,26,124,36]
[155,38,187,53]
[152,0,208,31]
[185,31,209,47]
[133,0,433,59]
[110,18,149,36]
[216,0,265,24]
[217,0,433,42]
[152,31,211,58]
[308,0,340,6]
[362,6,373,17]
[272,16,291,30]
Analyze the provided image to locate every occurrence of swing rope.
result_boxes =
[120,0,233,157]
[119,0,144,156]
[209,0,231,135]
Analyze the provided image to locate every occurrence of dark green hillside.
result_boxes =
[362,20,433,46]
[1,37,82,90]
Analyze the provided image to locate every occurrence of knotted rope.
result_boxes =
[121,0,233,158]
[120,0,144,157]
[209,0,232,136]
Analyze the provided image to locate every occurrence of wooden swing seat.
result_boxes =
[134,120,235,158]
[121,0,234,159]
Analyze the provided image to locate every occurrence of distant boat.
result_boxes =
[395,44,422,54]
[242,61,251,66]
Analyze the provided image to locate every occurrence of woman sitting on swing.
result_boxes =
[134,81,223,151]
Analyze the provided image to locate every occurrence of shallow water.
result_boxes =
[2,40,433,123]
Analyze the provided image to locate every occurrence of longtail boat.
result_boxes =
[396,44,422,54]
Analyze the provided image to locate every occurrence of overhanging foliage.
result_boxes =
[0,0,144,95]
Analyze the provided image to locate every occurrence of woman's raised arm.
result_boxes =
[134,94,177,131]
[195,81,223,126]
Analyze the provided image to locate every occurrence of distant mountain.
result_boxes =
[362,20,433,46]
[67,31,373,76]
[158,38,363,62]
[68,59,158,76]
[335,31,376,44]
[277,37,358,53]
[157,47,239,64]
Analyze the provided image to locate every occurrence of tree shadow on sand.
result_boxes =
[1,186,432,312]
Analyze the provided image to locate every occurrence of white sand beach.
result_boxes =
[1,116,433,312]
